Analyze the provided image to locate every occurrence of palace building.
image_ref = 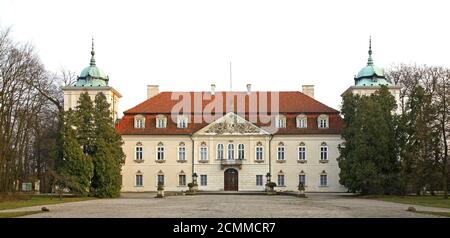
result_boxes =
[64,38,400,192]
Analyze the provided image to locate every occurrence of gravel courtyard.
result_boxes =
[3,193,450,218]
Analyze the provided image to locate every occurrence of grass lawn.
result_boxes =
[0,196,95,211]
[0,211,45,218]
[368,195,450,209]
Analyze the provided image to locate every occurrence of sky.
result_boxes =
[1,0,450,116]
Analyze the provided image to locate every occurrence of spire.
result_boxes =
[367,36,373,66]
[90,37,96,67]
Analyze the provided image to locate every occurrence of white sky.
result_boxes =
[1,0,450,116]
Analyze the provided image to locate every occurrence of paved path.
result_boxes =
[2,193,449,218]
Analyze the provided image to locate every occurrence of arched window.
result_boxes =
[178,142,186,161]
[217,144,224,160]
[275,115,286,128]
[178,170,186,186]
[135,170,143,187]
[177,115,189,128]
[255,142,264,161]
[156,114,167,128]
[157,170,164,186]
[298,142,306,161]
[298,170,306,186]
[277,142,285,161]
[135,142,143,161]
[200,142,208,161]
[320,142,328,161]
[277,170,285,186]
[227,144,235,160]
[157,142,165,161]
[134,114,145,128]
[318,114,329,128]
[238,144,245,160]
[320,170,328,187]
[296,114,307,128]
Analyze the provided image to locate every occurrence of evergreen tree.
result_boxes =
[57,109,94,196]
[338,86,401,195]
[75,92,96,155]
[90,93,125,197]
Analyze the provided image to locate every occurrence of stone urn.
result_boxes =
[156,182,165,198]
[297,183,307,198]
[266,182,277,195]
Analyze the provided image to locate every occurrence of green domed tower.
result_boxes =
[62,38,122,121]
[353,37,392,87]
[74,39,109,87]
[341,37,401,113]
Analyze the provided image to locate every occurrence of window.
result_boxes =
[299,174,306,186]
[135,119,144,128]
[200,175,207,186]
[227,144,234,160]
[134,115,145,128]
[320,142,328,161]
[318,114,329,128]
[296,115,307,128]
[177,116,188,128]
[179,175,186,186]
[278,175,285,186]
[178,144,186,161]
[255,142,264,161]
[320,174,328,186]
[200,143,208,161]
[217,144,224,160]
[135,146,143,160]
[136,174,143,187]
[157,142,165,161]
[298,143,306,161]
[256,175,263,186]
[157,174,164,186]
[275,115,286,128]
[238,144,245,160]
[277,143,285,161]
[156,115,167,128]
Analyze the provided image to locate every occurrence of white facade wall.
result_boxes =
[120,134,346,192]
[63,87,121,122]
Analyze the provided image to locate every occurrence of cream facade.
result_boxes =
[120,112,346,192]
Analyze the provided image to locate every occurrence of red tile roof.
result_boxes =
[116,91,343,135]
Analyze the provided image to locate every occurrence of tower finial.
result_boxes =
[367,36,373,66]
[90,37,96,66]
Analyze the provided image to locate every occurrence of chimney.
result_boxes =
[246,84,251,95]
[147,85,159,99]
[211,84,216,95]
[302,85,314,98]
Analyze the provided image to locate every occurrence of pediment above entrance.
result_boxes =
[194,112,270,135]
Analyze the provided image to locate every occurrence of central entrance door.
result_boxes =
[224,168,239,191]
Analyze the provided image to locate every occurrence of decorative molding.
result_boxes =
[155,160,166,163]
[177,160,187,163]
[319,160,329,164]
[134,159,144,163]
[297,160,307,164]
[276,159,286,163]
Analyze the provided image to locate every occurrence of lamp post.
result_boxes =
[192,173,198,192]
[266,173,271,183]
[192,173,198,183]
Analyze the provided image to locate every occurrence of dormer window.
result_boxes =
[296,114,307,128]
[156,115,167,128]
[177,116,188,128]
[318,114,329,128]
[275,115,286,128]
[134,115,145,128]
